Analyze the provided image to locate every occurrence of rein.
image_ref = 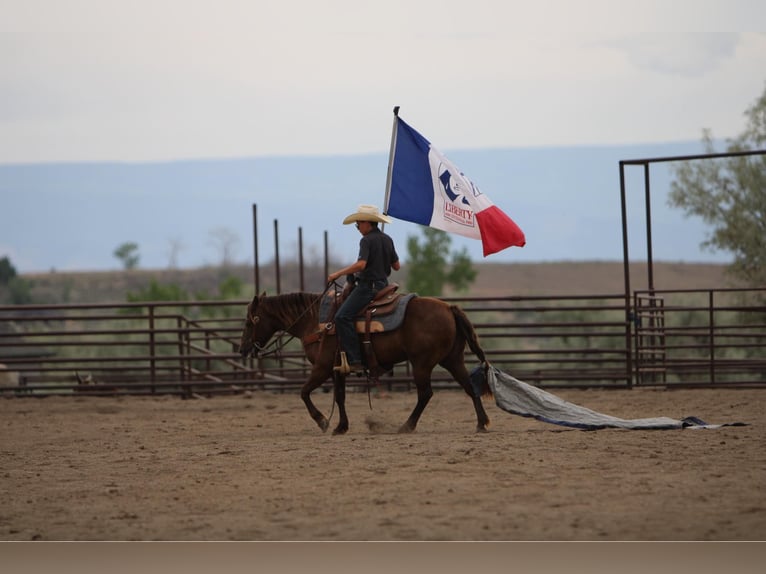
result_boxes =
[248,282,338,358]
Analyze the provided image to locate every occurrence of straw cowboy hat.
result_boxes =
[342,204,392,225]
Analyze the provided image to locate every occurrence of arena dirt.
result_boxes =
[2,386,764,540]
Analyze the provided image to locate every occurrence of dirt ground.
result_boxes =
[1,385,764,541]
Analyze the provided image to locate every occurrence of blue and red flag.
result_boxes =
[384,114,525,257]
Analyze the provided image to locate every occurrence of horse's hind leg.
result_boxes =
[399,366,434,433]
[443,361,490,433]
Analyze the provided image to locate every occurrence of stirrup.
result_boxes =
[334,351,351,375]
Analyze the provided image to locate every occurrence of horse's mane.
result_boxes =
[263,292,323,326]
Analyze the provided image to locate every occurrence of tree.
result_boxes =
[208,227,240,268]
[0,256,16,285]
[0,256,33,304]
[113,242,140,270]
[405,227,477,296]
[668,83,766,287]
[166,238,185,269]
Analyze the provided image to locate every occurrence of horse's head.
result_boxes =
[238,292,279,358]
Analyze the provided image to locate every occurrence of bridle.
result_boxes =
[245,303,292,358]
[245,282,338,358]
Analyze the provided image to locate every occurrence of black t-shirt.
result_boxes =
[357,227,399,282]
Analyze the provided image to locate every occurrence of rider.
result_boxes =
[327,204,400,375]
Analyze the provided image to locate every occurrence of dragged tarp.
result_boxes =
[472,366,746,430]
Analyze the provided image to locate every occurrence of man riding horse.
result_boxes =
[327,204,401,376]
[239,204,491,434]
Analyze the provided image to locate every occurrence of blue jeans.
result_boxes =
[334,279,387,365]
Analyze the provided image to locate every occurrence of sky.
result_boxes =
[1,1,765,164]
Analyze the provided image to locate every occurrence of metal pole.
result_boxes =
[148,304,156,394]
[709,290,716,385]
[619,148,766,166]
[252,204,260,295]
[619,161,633,389]
[299,226,305,291]
[643,163,655,293]
[323,230,329,285]
[381,105,400,231]
[274,219,281,295]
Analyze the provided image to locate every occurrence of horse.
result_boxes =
[238,290,492,435]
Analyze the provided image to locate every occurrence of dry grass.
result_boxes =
[21,261,738,305]
[465,261,740,297]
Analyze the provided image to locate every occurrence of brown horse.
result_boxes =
[238,291,492,435]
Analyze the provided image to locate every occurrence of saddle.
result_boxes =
[313,282,415,376]
[320,282,403,333]
[357,283,401,317]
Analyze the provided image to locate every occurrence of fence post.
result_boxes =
[619,162,633,389]
[299,226,305,291]
[253,203,260,295]
[177,316,185,383]
[324,230,329,286]
[177,315,193,398]
[148,304,156,394]
[274,219,281,294]
[709,290,716,385]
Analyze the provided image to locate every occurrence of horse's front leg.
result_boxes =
[300,368,333,432]
[332,373,349,435]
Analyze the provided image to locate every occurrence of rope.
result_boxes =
[367,375,373,410]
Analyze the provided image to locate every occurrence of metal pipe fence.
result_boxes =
[1,288,765,397]
[633,287,766,387]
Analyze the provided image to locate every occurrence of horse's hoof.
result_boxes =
[318,417,329,433]
[397,423,415,434]
[332,426,348,436]
[476,425,490,433]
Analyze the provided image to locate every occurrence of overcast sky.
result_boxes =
[1,0,765,164]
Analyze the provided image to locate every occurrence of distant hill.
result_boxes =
[19,261,739,305]
[0,140,732,274]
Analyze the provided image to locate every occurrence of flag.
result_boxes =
[384,114,526,257]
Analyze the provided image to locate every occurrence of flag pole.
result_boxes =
[381,105,400,232]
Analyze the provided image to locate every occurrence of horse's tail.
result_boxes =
[450,305,492,397]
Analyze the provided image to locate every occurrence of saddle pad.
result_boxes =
[319,293,418,334]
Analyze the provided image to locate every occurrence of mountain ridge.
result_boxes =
[1,140,729,274]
